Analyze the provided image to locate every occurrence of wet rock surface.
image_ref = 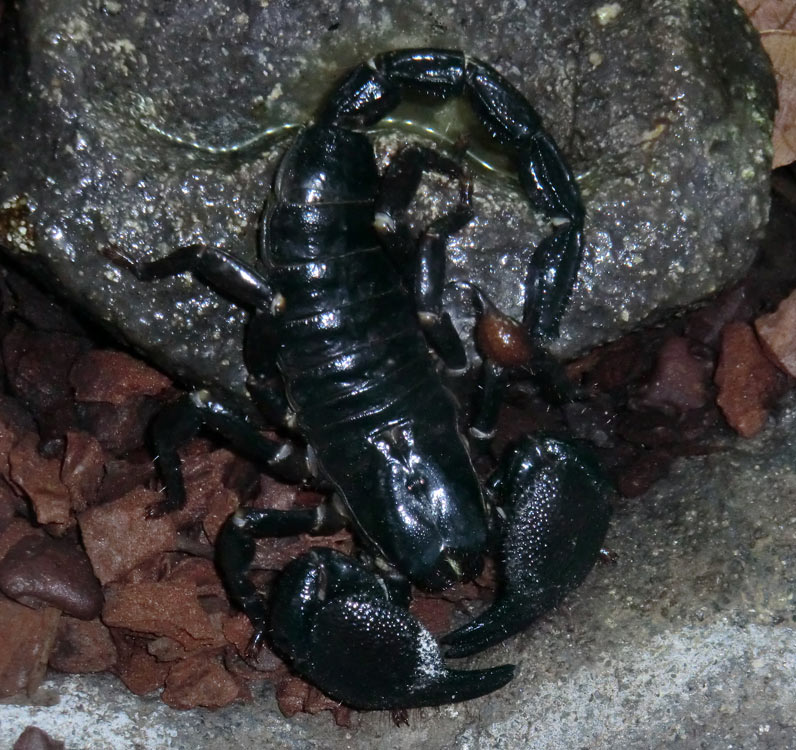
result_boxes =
[0,0,776,398]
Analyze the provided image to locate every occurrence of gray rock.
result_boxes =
[0,0,775,400]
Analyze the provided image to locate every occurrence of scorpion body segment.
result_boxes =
[112,49,610,710]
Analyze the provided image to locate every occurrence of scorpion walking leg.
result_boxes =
[469,353,575,445]
[375,145,473,371]
[148,390,309,516]
[105,242,304,507]
[103,242,275,309]
[106,241,292,423]
[216,505,345,653]
[466,283,578,442]
[244,310,293,428]
[469,360,505,444]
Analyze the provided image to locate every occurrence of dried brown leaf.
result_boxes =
[738,1,796,33]
[739,2,796,167]
[761,31,796,167]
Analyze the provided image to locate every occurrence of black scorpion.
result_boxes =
[110,49,612,710]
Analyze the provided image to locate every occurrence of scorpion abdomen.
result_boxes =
[264,126,441,435]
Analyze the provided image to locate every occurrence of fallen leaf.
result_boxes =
[737,1,796,33]
[760,31,796,167]
[738,2,796,167]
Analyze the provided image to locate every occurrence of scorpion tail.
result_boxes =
[442,435,612,659]
[523,221,585,341]
[269,548,515,709]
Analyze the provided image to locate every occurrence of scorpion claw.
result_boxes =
[442,435,612,658]
[269,548,514,709]
[441,595,536,659]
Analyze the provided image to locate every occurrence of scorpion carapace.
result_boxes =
[109,48,611,710]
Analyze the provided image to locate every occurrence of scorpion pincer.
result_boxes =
[110,49,612,710]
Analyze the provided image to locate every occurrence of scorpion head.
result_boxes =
[334,407,489,592]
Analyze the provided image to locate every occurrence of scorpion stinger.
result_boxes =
[106,48,610,711]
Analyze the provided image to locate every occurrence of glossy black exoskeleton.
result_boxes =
[108,49,611,710]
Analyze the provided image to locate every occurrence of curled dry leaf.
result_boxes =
[737,1,796,33]
[738,1,796,167]
[755,286,796,375]
[760,31,796,167]
[714,321,785,437]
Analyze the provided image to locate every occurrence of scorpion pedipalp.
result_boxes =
[442,436,612,658]
[268,548,515,710]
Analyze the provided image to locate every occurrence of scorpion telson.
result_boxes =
[108,49,611,710]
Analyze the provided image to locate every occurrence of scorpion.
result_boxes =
[109,48,612,710]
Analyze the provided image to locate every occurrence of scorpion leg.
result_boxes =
[267,547,514,710]
[469,353,574,446]
[441,435,612,658]
[105,242,303,507]
[244,310,294,429]
[467,285,579,444]
[136,230,292,428]
[469,360,505,444]
[103,243,275,309]
[148,389,309,516]
[375,145,473,371]
[106,241,291,420]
